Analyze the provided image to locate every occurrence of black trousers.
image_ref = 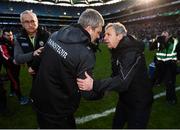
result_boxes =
[155,61,177,101]
[36,111,76,129]
[0,80,7,112]
[112,101,151,129]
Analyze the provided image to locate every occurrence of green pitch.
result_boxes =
[0,44,180,128]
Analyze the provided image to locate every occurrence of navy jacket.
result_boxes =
[14,27,50,67]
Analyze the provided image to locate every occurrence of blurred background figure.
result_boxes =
[0,28,29,105]
[0,75,7,115]
[149,30,180,105]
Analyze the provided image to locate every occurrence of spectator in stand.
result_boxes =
[0,29,29,105]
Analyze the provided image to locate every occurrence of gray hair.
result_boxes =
[20,10,38,22]
[78,8,104,29]
[105,22,127,36]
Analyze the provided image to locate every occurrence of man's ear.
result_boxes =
[85,26,93,34]
[21,23,25,29]
[118,33,123,42]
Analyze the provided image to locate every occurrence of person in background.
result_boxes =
[0,29,28,105]
[14,10,50,83]
[150,31,179,105]
[0,28,7,115]
[30,8,104,129]
[0,75,7,115]
[0,29,8,82]
[77,22,153,128]
[0,28,3,75]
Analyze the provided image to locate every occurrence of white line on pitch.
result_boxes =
[76,86,180,124]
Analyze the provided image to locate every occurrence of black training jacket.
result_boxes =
[93,35,153,108]
[30,24,99,117]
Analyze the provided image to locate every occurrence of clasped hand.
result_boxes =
[77,72,94,91]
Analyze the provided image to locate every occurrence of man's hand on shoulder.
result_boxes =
[28,67,36,75]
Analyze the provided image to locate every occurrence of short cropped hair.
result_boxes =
[78,8,104,29]
[105,22,127,36]
[20,10,38,22]
[3,28,12,34]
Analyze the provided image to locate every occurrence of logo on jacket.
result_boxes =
[19,37,26,40]
[39,41,44,47]
[47,38,68,59]
[21,43,29,47]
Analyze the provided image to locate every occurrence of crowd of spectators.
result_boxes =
[126,16,180,41]
[1,15,180,43]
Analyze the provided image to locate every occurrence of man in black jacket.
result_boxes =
[14,10,50,79]
[30,8,104,129]
[77,22,153,128]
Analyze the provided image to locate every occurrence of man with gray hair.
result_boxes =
[14,10,50,79]
[77,22,153,128]
[30,8,104,128]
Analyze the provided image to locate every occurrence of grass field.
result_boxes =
[0,44,180,128]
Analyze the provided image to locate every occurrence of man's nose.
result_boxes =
[97,34,100,39]
[103,38,107,43]
[103,35,107,41]
[29,23,33,27]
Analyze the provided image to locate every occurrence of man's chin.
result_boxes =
[27,30,36,34]
[106,44,111,48]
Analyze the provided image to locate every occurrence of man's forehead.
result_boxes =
[162,32,169,36]
[23,13,37,20]
[105,27,115,33]
[95,26,102,31]
[4,31,12,35]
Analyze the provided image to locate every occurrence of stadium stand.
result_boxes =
[0,0,179,38]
